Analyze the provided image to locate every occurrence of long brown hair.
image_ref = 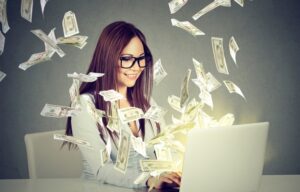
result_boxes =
[65,21,160,148]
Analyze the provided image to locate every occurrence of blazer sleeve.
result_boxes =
[71,94,149,188]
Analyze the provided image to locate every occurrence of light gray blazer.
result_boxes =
[72,94,164,188]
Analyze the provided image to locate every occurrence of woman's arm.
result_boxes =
[72,94,149,188]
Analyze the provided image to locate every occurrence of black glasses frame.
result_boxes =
[119,55,147,69]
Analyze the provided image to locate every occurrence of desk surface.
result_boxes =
[0,175,299,192]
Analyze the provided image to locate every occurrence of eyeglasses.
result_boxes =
[119,54,147,69]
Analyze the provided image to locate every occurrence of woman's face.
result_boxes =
[117,36,145,90]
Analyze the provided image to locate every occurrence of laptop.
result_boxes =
[180,122,269,192]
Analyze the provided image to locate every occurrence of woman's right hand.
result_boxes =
[146,171,181,189]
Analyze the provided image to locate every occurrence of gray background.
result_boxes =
[0,0,299,179]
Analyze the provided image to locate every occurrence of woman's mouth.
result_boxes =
[124,73,138,80]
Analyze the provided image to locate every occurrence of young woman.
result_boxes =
[65,21,181,189]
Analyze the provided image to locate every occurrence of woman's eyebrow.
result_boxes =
[120,53,145,57]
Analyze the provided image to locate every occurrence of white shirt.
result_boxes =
[72,94,164,188]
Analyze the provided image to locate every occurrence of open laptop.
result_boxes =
[180,122,269,192]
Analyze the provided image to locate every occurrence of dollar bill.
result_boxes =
[234,0,244,7]
[73,41,87,49]
[53,133,93,149]
[21,0,33,22]
[131,136,148,158]
[69,79,81,109]
[106,102,119,132]
[140,160,174,172]
[0,70,6,82]
[86,98,106,127]
[153,59,167,85]
[100,148,109,166]
[40,103,79,118]
[62,11,79,38]
[40,0,50,15]
[192,0,231,20]
[169,121,195,135]
[192,58,207,83]
[0,0,10,33]
[168,95,183,113]
[0,30,4,55]
[114,129,131,174]
[212,37,229,75]
[154,144,172,161]
[229,36,239,65]
[67,72,104,82]
[181,98,202,122]
[134,172,151,185]
[172,114,183,124]
[144,105,167,122]
[44,28,57,53]
[223,80,246,100]
[180,69,191,108]
[199,88,213,109]
[197,109,214,128]
[18,51,54,71]
[57,35,87,44]
[206,72,221,92]
[219,113,235,126]
[99,89,124,102]
[171,18,205,36]
[168,0,188,14]
[117,107,144,124]
[31,29,65,57]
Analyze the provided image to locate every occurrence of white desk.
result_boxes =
[0,175,299,192]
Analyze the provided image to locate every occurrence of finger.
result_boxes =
[160,176,173,184]
[163,173,181,185]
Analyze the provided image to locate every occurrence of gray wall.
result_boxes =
[0,0,299,179]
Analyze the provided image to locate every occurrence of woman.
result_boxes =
[65,21,181,189]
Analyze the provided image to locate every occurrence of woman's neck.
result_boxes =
[118,85,127,99]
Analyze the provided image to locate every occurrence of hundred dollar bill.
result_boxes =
[18,51,54,71]
[144,105,167,122]
[199,88,213,109]
[53,133,93,149]
[86,98,106,126]
[223,80,246,100]
[229,36,239,65]
[115,129,131,174]
[180,69,191,108]
[57,35,88,45]
[0,70,6,82]
[192,58,207,83]
[192,0,231,20]
[69,79,80,109]
[212,37,229,75]
[44,28,57,53]
[181,98,202,122]
[154,144,172,161]
[234,0,244,7]
[106,101,120,133]
[134,172,151,185]
[171,18,205,36]
[21,0,33,22]
[73,41,87,49]
[67,72,104,82]
[40,103,79,118]
[99,89,124,102]
[219,113,235,126]
[100,147,109,166]
[31,29,65,57]
[140,160,174,172]
[206,72,221,92]
[62,11,79,38]
[40,0,50,15]
[168,0,188,14]
[0,30,4,55]
[168,95,183,113]
[117,107,144,124]
[0,0,10,33]
[131,136,148,158]
[153,59,167,85]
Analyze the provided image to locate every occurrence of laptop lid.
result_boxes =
[180,122,269,192]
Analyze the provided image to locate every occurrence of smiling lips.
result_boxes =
[124,73,138,80]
